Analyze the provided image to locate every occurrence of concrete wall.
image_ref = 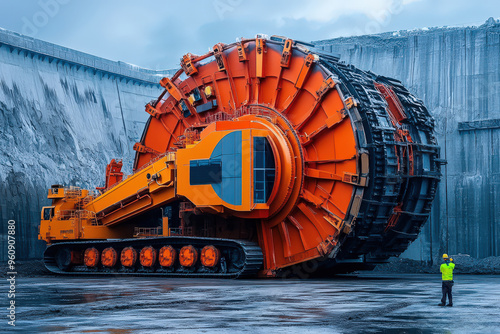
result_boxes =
[314,18,500,261]
[0,28,175,259]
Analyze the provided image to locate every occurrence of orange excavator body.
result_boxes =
[96,159,124,191]
[39,36,440,277]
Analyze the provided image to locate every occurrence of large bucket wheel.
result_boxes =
[133,36,440,274]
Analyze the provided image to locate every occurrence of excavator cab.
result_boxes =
[41,206,54,221]
[177,125,278,216]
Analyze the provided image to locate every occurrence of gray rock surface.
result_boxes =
[314,18,500,262]
[0,28,175,259]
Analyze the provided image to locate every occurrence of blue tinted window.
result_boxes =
[253,137,275,203]
[210,131,242,205]
[190,159,222,185]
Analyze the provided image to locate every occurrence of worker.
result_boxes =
[438,254,455,307]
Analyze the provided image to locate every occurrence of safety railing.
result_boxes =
[54,209,99,226]
[169,226,193,236]
[134,227,162,237]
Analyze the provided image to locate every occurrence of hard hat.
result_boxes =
[442,253,449,259]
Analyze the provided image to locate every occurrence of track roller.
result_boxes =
[140,246,157,268]
[159,246,176,268]
[200,245,220,268]
[120,247,138,268]
[179,245,198,267]
[84,247,99,268]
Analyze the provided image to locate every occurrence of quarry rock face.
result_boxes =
[314,18,500,261]
[1,19,499,262]
[0,29,173,259]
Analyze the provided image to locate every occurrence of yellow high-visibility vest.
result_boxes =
[440,262,455,281]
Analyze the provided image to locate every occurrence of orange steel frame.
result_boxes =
[40,37,369,276]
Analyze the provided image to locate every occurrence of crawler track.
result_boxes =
[44,237,263,278]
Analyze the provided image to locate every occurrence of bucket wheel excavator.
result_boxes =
[39,36,441,278]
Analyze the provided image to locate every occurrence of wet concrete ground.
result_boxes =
[5,274,500,333]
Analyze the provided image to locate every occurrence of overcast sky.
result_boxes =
[1,0,498,69]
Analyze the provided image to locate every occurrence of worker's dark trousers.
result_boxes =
[441,280,454,304]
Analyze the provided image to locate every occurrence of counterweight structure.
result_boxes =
[39,36,441,277]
